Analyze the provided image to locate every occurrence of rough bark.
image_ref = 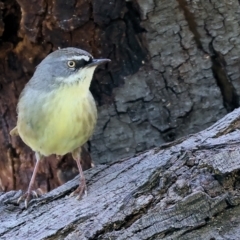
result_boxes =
[1,108,240,239]
[1,0,240,202]
[0,0,147,192]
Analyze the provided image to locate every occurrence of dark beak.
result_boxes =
[88,58,111,67]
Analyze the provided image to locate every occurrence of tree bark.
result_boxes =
[1,0,240,194]
[1,108,240,239]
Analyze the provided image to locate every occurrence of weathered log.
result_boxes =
[1,107,240,239]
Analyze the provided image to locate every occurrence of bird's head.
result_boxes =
[31,47,110,90]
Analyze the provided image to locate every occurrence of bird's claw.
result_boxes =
[69,183,87,200]
[17,190,41,208]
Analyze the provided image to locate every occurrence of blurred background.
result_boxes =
[0,0,240,193]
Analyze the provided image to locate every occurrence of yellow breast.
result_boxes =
[17,84,97,156]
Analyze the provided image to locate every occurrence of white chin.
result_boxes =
[56,67,97,87]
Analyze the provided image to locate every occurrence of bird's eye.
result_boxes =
[67,60,76,68]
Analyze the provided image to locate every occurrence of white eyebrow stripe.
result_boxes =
[67,55,91,61]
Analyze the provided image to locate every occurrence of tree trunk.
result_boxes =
[1,0,240,194]
[1,108,240,239]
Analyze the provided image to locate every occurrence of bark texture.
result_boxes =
[1,0,240,195]
[1,108,240,239]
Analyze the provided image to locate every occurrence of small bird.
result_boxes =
[10,47,110,207]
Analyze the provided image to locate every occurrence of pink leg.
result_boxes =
[18,152,43,208]
[70,147,87,199]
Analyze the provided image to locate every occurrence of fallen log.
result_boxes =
[1,108,240,239]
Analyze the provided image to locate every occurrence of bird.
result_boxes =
[10,47,110,208]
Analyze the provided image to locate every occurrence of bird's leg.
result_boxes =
[18,152,43,208]
[70,147,87,199]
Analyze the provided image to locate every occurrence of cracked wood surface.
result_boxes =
[1,108,240,239]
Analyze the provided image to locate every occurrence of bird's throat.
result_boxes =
[56,67,97,91]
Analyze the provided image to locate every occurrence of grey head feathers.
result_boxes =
[25,48,95,91]
[20,47,110,95]
[42,47,93,63]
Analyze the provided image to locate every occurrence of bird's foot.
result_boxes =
[17,189,43,208]
[69,182,87,200]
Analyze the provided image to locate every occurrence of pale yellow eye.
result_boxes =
[67,60,76,68]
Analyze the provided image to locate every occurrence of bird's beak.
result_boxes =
[88,58,111,67]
